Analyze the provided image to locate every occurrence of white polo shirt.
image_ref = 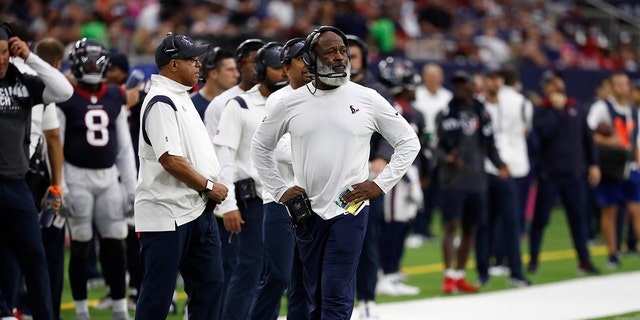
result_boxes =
[252,81,420,220]
[204,84,245,141]
[135,74,221,232]
[484,86,532,178]
[213,85,267,214]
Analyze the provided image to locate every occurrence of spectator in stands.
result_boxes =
[528,70,600,275]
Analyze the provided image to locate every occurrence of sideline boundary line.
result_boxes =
[61,245,609,311]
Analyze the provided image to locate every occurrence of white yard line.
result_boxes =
[281,271,640,320]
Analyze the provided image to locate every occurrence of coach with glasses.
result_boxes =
[134,32,228,319]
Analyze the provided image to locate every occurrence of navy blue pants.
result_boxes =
[413,168,439,237]
[136,205,223,320]
[250,202,308,320]
[476,175,525,280]
[356,195,383,302]
[529,175,591,266]
[42,224,65,319]
[216,215,237,319]
[514,176,531,235]
[0,179,53,320]
[296,207,369,320]
[380,221,412,274]
[222,198,264,320]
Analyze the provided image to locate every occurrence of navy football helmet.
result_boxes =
[69,38,110,84]
[377,57,420,95]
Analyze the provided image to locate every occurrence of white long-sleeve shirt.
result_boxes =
[213,85,267,214]
[251,81,420,220]
[484,86,532,178]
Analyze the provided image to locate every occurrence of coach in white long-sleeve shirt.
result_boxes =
[251,27,419,319]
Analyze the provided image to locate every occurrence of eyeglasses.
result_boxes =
[177,57,200,66]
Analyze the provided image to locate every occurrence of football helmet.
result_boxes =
[70,38,110,84]
[377,57,420,95]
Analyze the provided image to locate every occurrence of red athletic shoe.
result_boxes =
[441,276,457,293]
[456,278,478,293]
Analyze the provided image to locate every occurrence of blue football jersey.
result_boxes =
[58,84,126,169]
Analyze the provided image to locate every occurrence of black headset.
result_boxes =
[235,38,266,64]
[346,34,369,70]
[301,26,350,75]
[162,32,179,58]
[281,37,305,64]
[203,46,222,71]
[254,42,283,83]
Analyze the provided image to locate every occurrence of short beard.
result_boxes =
[316,60,350,87]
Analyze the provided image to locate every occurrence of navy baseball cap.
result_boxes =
[540,70,563,87]
[451,70,473,84]
[155,33,208,68]
[110,50,130,73]
[281,38,305,64]
[261,44,284,69]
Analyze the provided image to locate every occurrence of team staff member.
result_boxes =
[346,35,395,318]
[190,46,239,120]
[587,72,640,269]
[251,26,420,319]
[249,37,312,320]
[528,70,600,275]
[0,24,73,320]
[204,39,265,139]
[475,70,530,288]
[203,40,264,312]
[437,71,508,294]
[135,32,228,320]
[214,42,288,320]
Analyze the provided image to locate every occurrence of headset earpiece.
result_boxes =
[302,26,350,76]
[254,42,282,83]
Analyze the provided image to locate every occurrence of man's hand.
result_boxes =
[206,182,228,204]
[498,165,511,180]
[340,181,383,204]
[223,210,244,233]
[278,186,306,203]
[9,37,30,60]
[588,165,601,187]
[445,150,463,169]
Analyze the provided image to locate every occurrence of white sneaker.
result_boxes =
[93,296,113,310]
[356,300,379,320]
[375,274,420,296]
[488,266,511,277]
[404,234,425,249]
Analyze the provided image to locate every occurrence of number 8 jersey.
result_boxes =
[58,84,127,169]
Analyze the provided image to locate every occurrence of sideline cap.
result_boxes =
[155,32,208,68]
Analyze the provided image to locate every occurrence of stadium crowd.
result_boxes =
[1,0,638,71]
[1,1,640,320]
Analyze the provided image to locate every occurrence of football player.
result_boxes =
[56,38,136,320]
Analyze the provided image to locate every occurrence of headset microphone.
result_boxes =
[314,71,347,78]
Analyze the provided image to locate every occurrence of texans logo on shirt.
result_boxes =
[349,105,360,114]
[459,112,480,136]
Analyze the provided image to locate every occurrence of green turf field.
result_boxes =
[58,207,640,319]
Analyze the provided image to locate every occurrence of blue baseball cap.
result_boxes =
[155,33,208,68]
